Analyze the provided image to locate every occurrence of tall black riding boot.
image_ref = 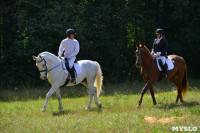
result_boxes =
[68,66,76,84]
[65,59,76,83]
[162,63,168,78]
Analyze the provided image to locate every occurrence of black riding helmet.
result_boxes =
[66,29,76,36]
[155,28,164,35]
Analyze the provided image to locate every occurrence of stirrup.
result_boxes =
[165,73,168,78]
[71,77,76,84]
[162,73,168,78]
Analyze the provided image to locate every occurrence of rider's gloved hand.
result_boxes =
[157,52,161,55]
[67,55,72,59]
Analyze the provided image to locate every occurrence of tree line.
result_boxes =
[1,0,200,89]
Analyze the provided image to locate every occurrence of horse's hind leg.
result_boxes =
[93,87,102,108]
[56,88,63,110]
[149,85,157,105]
[82,81,93,110]
[178,80,184,103]
[172,76,183,103]
[86,90,94,110]
[89,85,101,108]
[88,79,102,107]
[176,85,183,103]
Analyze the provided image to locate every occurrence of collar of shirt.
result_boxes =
[156,37,163,44]
[67,37,74,40]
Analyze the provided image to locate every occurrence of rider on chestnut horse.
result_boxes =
[135,41,188,108]
[151,28,168,78]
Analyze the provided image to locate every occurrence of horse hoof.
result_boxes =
[136,104,141,109]
[98,103,102,108]
[59,107,63,110]
[42,108,47,112]
[181,100,185,103]
[85,107,90,110]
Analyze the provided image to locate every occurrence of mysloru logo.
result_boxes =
[172,126,198,131]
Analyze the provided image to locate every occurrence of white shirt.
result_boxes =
[58,38,80,59]
[155,37,163,44]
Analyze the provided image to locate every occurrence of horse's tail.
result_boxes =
[182,65,188,95]
[94,62,103,97]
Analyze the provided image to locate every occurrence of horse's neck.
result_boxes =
[44,54,60,68]
[142,53,154,69]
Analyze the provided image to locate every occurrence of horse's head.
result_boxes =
[33,54,47,80]
[135,43,147,68]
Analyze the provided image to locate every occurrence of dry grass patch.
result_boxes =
[144,115,188,124]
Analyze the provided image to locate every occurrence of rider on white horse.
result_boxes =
[58,29,79,83]
[33,52,103,111]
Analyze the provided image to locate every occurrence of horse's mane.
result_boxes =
[143,46,151,54]
[138,45,152,58]
[39,51,59,61]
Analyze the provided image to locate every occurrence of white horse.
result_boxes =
[32,52,103,112]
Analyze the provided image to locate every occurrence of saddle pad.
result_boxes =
[62,60,82,75]
[156,57,174,71]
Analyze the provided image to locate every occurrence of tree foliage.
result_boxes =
[1,0,200,88]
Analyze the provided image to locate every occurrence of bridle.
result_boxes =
[136,48,146,63]
[36,58,61,73]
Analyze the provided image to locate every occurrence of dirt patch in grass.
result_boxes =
[144,115,188,124]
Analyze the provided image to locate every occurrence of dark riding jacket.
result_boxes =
[152,38,168,56]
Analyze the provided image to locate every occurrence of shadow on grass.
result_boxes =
[52,108,103,116]
[52,110,77,116]
[88,108,103,113]
[157,101,200,110]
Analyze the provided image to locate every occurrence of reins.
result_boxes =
[37,58,61,73]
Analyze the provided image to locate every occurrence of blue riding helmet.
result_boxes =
[66,29,76,36]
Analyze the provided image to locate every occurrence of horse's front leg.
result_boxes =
[136,81,151,108]
[149,84,157,105]
[42,83,59,112]
[56,88,63,110]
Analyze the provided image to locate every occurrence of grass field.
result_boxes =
[0,80,200,132]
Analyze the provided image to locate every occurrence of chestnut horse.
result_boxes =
[135,43,188,108]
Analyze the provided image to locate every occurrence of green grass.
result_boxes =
[0,80,200,133]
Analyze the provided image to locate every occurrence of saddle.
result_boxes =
[156,57,174,71]
[61,58,82,75]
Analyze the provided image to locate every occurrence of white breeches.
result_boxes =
[67,57,76,69]
[160,56,166,65]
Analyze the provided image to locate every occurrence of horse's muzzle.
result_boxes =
[135,62,141,68]
[40,76,47,80]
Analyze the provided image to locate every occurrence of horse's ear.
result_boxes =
[142,43,145,47]
[32,56,37,60]
[136,43,139,48]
